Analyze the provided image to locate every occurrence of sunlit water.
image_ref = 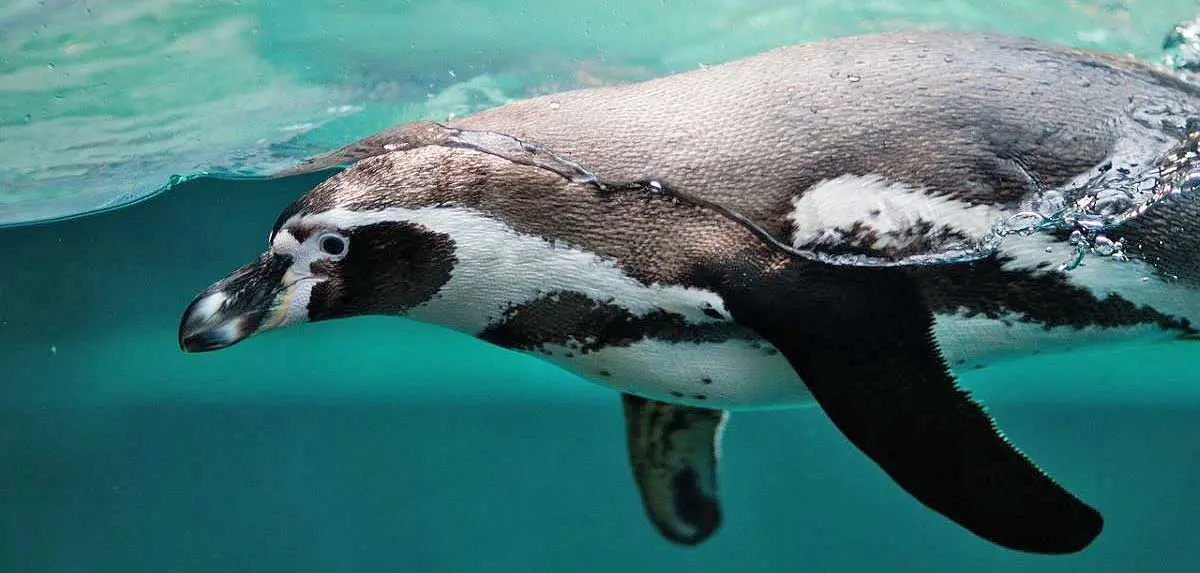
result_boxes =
[2,0,1198,228]
[3,2,1200,572]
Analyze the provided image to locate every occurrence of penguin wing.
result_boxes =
[715,263,1104,554]
[622,394,726,545]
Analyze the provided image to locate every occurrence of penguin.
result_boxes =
[178,31,1200,555]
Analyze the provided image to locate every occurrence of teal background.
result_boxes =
[3,1,1200,571]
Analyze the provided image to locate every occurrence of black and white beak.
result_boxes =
[178,253,299,352]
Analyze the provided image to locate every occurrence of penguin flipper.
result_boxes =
[622,393,727,546]
[719,266,1103,554]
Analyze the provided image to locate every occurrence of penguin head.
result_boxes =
[177,209,458,352]
[178,148,473,353]
[178,142,734,353]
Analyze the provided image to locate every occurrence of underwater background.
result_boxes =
[4,1,1200,571]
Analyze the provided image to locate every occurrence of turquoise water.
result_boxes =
[3,0,1199,227]
[4,2,1200,572]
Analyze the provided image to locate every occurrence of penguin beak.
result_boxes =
[178,253,295,352]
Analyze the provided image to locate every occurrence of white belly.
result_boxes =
[534,338,808,410]
[530,309,1189,411]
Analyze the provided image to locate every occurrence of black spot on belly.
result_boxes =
[670,391,685,398]
[701,307,723,320]
[693,394,708,401]
[700,377,713,385]
[479,290,756,353]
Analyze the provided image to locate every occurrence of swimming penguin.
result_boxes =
[179,31,1200,555]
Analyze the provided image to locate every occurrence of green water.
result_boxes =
[4,1,1200,572]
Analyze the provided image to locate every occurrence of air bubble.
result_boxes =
[1182,172,1200,192]
[1003,211,1046,233]
[1076,217,1106,232]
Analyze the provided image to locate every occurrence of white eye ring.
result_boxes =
[317,232,349,257]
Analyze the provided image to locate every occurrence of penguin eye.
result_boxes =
[318,233,349,257]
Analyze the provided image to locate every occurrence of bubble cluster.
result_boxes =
[813,125,1200,270]
[1162,16,1200,72]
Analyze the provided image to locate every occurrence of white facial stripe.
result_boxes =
[997,234,1200,324]
[271,227,334,272]
[259,278,325,332]
[788,174,1006,251]
[283,209,394,233]
[257,227,338,331]
[271,229,302,253]
[294,206,732,334]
